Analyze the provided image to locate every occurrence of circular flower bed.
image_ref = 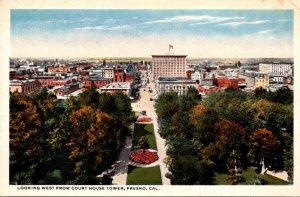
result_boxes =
[136,116,153,123]
[130,150,159,164]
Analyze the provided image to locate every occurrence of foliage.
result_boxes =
[248,128,281,171]
[167,156,214,185]
[155,85,293,185]
[10,87,134,184]
[10,93,42,184]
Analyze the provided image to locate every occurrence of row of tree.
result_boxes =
[10,88,135,184]
[155,86,293,185]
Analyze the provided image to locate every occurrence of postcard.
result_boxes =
[0,0,299,196]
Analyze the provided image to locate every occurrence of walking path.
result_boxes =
[111,133,133,185]
[112,71,171,185]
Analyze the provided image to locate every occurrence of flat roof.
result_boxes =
[101,82,131,90]
[152,55,187,57]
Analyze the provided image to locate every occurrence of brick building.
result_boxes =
[10,79,41,95]
[30,76,55,87]
[213,77,245,89]
[197,85,222,95]
[83,76,112,89]
[54,82,80,96]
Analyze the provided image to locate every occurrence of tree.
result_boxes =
[78,87,100,108]
[112,91,135,125]
[10,93,43,184]
[248,128,281,171]
[167,155,214,185]
[270,86,293,105]
[67,106,119,175]
[154,92,178,121]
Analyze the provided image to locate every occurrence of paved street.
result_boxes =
[112,71,170,185]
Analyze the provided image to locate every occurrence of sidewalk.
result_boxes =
[112,76,170,185]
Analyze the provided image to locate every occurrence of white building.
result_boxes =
[191,70,204,81]
[259,63,292,74]
[156,77,197,96]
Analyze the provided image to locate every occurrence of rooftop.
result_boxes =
[152,55,187,57]
[158,77,192,82]
[101,82,131,90]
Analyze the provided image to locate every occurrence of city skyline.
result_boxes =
[11,9,293,58]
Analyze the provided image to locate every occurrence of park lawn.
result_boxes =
[132,123,157,150]
[126,165,162,185]
[214,167,288,185]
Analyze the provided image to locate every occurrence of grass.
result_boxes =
[126,165,162,185]
[214,167,289,185]
[132,123,157,150]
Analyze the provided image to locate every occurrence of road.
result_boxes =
[112,71,170,185]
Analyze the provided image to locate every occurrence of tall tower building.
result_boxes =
[151,55,187,80]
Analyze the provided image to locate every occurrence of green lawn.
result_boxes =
[132,123,157,150]
[214,167,288,185]
[126,165,162,185]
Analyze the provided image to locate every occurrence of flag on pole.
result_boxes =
[169,44,173,52]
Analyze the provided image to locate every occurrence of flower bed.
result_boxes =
[136,116,153,123]
[130,150,159,164]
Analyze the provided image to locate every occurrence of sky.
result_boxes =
[10,9,293,58]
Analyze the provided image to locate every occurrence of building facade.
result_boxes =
[10,79,41,95]
[151,55,187,80]
[255,74,269,88]
[259,63,292,74]
[156,77,197,96]
[99,82,132,96]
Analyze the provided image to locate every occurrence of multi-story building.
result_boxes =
[255,74,269,88]
[191,70,205,81]
[54,82,80,96]
[99,82,132,96]
[151,55,187,80]
[83,76,112,89]
[259,63,293,74]
[101,68,114,78]
[156,77,197,96]
[10,79,41,95]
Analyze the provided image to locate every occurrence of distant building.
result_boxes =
[10,79,41,95]
[191,70,205,81]
[258,63,292,74]
[151,55,187,80]
[197,85,222,96]
[156,77,196,96]
[255,73,269,89]
[214,77,239,89]
[54,82,81,96]
[31,76,55,87]
[200,78,214,86]
[83,76,112,89]
[114,67,126,82]
[238,73,255,88]
[99,82,132,96]
[53,77,77,87]
[101,68,114,78]
[48,65,76,73]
